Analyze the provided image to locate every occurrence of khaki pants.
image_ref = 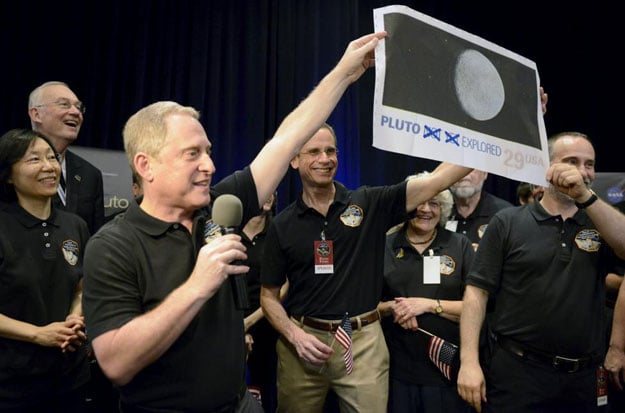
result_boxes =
[276,315,389,413]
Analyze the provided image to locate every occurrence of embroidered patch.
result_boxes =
[477,224,488,239]
[340,205,363,227]
[62,239,79,266]
[395,248,405,259]
[440,255,456,275]
[204,220,224,244]
[575,229,601,252]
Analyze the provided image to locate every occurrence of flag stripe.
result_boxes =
[427,335,458,381]
[335,312,353,375]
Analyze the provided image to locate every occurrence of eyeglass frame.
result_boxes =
[34,98,86,115]
[298,147,339,158]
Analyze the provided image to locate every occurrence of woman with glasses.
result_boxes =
[0,129,91,412]
[379,171,475,413]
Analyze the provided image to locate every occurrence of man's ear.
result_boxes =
[134,153,152,182]
[28,107,40,124]
[290,156,299,170]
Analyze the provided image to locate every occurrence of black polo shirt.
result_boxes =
[382,226,474,386]
[466,201,616,356]
[261,181,409,319]
[0,202,90,406]
[448,191,513,244]
[241,215,271,317]
[83,167,258,412]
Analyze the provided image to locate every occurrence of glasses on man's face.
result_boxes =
[35,98,86,115]
[298,147,339,158]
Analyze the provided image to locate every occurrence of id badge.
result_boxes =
[314,240,334,274]
[445,220,458,232]
[423,255,440,284]
[597,365,608,406]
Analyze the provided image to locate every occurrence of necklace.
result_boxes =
[406,228,437,245]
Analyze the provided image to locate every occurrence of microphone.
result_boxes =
[212,194,250,310]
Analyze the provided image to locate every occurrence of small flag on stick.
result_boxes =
[335,312,353,375]
[427,335,458,381]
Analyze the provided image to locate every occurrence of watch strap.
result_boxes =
[575,189,598,209]
[435,299,443,314]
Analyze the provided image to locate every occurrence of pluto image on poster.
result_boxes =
[372,5,548,185]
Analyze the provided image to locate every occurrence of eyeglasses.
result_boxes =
[35,98,86,115]
[298,147,339,158]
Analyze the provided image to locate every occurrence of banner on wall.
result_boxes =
[71,146,134,217]
[592,172,625,205]
[372,5,549,187]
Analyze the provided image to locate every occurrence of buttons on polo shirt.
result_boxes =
[41,222,51,248]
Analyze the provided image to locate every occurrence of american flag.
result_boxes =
[428,335,458,381]
[335,312,353,375]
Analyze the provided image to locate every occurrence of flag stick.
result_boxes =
[318,334,337,373]
[417,327,434,337]
[418,327,458,348]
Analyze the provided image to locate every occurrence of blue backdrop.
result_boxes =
[2,0,621,211]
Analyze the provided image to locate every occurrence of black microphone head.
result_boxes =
[212,194,243,229]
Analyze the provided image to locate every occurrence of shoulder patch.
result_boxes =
[575,229,601,252]
[62,239,79,266]
[440,255,456,275]
[340,204,364,227]
[478,224,488,239]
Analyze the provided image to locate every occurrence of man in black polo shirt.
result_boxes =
[458,132,625,412]
[446,169,513,251]
[446,88,549,252]
[260,123,472,412]
[82,32,387,413]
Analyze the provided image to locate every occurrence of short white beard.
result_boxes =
[451,181,483,200]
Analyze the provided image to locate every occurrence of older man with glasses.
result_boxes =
[28,81,104,236]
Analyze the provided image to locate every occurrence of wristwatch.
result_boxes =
[435,299,443,315]
[575,189,598,209]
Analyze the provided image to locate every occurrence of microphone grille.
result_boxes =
[212,194,243,228]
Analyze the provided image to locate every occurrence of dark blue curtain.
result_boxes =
[2,0,619,210]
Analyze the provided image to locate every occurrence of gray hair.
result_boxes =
[28,81,70,108]
[28,81,73,129]
[406,171,453,227]
[387,171,454,235]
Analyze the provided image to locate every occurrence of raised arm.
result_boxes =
[405,162,472,212]
[250,32,387,206]
[548,163,625,258]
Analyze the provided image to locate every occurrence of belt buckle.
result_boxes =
[553,355,579,373]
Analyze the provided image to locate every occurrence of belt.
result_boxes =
[494,334,598,373]
[293,310,380,332]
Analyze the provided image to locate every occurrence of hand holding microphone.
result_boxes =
[212,194,250,310]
